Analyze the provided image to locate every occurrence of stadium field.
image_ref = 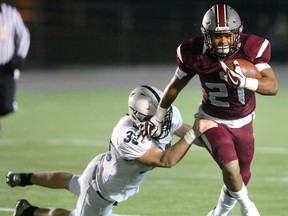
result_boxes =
[0,66,287,216]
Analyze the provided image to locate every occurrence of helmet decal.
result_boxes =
[140,85,161,102]
[215,4,228,29]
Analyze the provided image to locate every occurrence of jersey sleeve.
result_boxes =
[176,44,196,77]
[176,44,191,73]
[176,37,205,77]
[14,9,30,58]
[242,34,271,64]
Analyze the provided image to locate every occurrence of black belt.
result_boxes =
[96,190,110,202]
[92,165,108,201]
[96,190,118,206]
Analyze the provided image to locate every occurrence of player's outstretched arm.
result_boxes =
[174,122,206,148]
[137,118,217,168]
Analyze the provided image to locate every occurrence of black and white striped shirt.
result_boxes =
[0,3,30,65]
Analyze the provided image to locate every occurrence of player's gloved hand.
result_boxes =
[10,55,23,71]
[220,60,259,91]
[139,116,162,140]
[220,60,246,88]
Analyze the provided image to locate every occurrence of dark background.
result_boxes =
[5,0,288,68]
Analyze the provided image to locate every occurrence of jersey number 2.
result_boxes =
[205,82,245,107]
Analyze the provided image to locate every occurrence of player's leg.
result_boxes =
[222,159,243,192]
[227,122,260,216]
[6,171,80,195]
[201,124,238,216]
[207,185,237,216]
[12,199,71,216]
[204,122,260,216]
[233,121,255,186]
[31,172,75,190]
[0,74,17,116]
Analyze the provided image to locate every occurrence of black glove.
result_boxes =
[10,55,24,71]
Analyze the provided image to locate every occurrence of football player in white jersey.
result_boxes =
[7,85,217,216]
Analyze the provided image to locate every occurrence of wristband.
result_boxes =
[154,107,167,123]
[184,129,196,145]
[244,78,259,91]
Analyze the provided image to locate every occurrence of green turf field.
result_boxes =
[1,85,287,216]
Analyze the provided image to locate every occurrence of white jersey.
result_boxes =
[0,3,30,65]
[94,105,183,202]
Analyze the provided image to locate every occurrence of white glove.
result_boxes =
[220,60,258,91]
[139,116,162,140]
[220,60,245,87]
[139,107,167,140]
[14,69,21,80]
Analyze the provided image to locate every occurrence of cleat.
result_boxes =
[6,172,22,187]
[6,172,32,187]
[13,199,31,216]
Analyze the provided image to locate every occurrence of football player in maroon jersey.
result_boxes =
[141,4,278,216]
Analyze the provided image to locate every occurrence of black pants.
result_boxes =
[0,71,17,117]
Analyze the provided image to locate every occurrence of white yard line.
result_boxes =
[0,208,14,212]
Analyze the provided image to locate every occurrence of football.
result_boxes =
[224,58,262,79]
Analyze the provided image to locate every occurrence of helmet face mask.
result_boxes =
[128,106,153,124]
[201,4,243,59]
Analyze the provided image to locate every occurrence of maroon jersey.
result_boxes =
[176,34,271,120]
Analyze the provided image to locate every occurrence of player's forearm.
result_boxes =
[256,68,278,95]
[256,78,278,95]
[159,91,177,109]
[159,139,191,168]
[154,75,186,123]
[153,86,179,123]
[159,129,195,168]
[174,123,192,138]
[160,77,183,109]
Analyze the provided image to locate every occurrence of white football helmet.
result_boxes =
[128,85,162,125]
[201,4,243,59]
[128,85,172,139]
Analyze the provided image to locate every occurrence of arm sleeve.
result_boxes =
[14,9,30,58]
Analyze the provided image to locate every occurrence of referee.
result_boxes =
[0,3,30,117]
